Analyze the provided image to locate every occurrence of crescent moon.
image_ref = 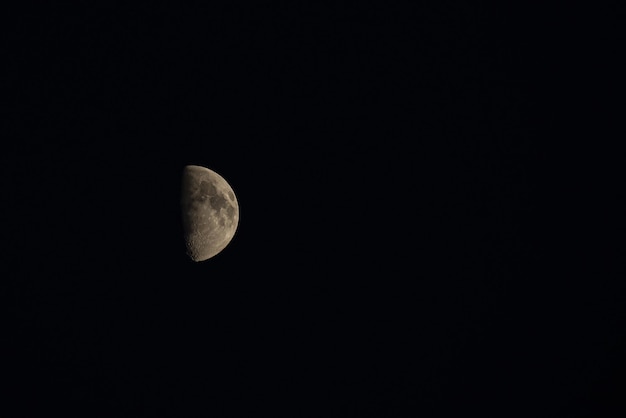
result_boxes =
[180,165,239,261]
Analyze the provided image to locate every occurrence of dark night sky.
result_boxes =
[3,2,623,417]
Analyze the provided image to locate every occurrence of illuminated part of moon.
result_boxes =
[181,165,239,261]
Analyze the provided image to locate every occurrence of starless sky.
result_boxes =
[3,2,623,417]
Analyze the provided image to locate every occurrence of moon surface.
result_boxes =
[181,165,239,261]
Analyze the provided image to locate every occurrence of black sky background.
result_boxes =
[3,2,623,417]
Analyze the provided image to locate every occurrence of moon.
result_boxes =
[181,165,239,261]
